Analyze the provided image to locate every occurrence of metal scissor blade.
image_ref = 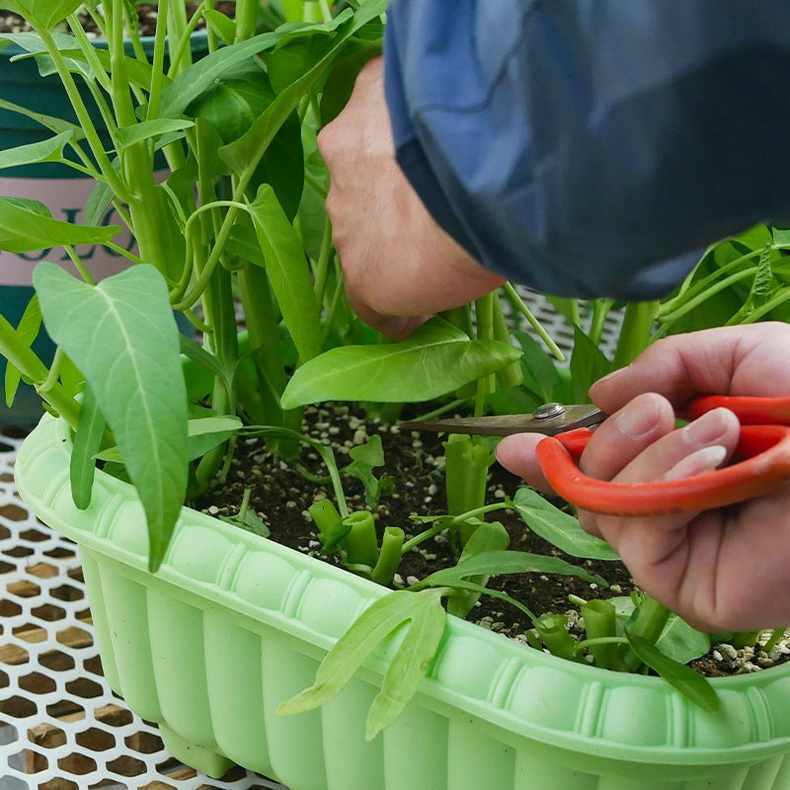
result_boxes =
[401,404,606,437]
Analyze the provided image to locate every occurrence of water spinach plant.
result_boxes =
[1,0,789,744]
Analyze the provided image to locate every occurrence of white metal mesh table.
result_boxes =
[0,293,621,788]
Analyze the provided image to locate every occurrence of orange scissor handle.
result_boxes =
[535,396,790,517]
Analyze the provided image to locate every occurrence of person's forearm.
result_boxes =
[385,0,790,301]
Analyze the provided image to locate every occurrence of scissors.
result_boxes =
[402,396,790,517]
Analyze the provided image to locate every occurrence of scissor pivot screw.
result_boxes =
[535,402,566,420]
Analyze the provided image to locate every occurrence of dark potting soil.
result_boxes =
[0,3,234,37]
[192,402,790,678]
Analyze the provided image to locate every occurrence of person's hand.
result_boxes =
[317,57,504,338]
[497,323,790,633]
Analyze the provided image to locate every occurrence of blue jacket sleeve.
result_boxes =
[384,1,790,301]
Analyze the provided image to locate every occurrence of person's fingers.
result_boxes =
[496,433,551,492]
[589,323,790,413]
[578,393,675,481]
[607,407,739,485]
[586,410,739,579]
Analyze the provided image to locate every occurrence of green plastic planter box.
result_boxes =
[15,414,790,789]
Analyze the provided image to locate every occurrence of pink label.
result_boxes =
[0,176,134,286]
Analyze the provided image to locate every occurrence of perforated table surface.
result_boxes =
[0,293,621,789]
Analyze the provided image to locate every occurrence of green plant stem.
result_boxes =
[171,201,250,306]
[237,486,252,520]
[589,299,613,346]
[112,201,133,230]
[103,242,145,265]
[303,0,323,22]
[503,282,565,361]
[582,600,619,669]
[657,244,790,318]
[235,0,257,41]
[168,1,208,76]
[410,397,473,423]
[309,499,344,547]
[147,0,170,119]
[313,215,333,304]
[449,502,511,526]
[492,295,523,390]
[342,511,379,567]
[444,434,493,543]
[659,269,758,328]
[402,522,447,554]
[183,308,211,334]
[764,627,786,653]
[167,0,191,75]
[238,264,294,447]
[370,527,404,586]
[107,0,136,127]
[731,285,790,325]
[473,294,494,416]
[574,636,628,654]
[204,0,217,52]
[123,0,149,64]
[63,246,95,285]
[38,28,130,201]
[318,0,333,22]
[55,158,102,180]
[67,14,111,92]
[38,348,64,394]
[0,316,79,429]
[106,0,167,276]
[622,596,670,672]
[85,4,107,38]
[441,305,474,337]
[320,266,345,345]
[194,268,239,490]
[82,78,121,143]
[402,504,511,555]
[613,300,659,368]
[535,615,578,661]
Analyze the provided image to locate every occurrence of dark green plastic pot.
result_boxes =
[0,31,208,425]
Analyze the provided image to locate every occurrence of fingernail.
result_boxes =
[684,408,732,445]
[665,445,728,481]
[616,394,660,438]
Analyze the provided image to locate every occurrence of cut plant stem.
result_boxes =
[444,434,493,544]
[309,499,345,549]
[535,614,578,661]
[503,282,565,361]
[582,600,620,669]
[342,511,379,568]
[370,527,405,586]
[622,596,670,672]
